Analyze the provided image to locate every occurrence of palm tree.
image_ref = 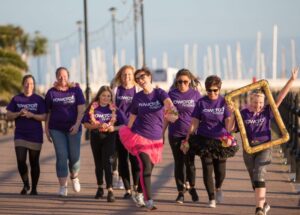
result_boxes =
[32,31,47,84]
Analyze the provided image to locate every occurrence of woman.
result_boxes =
[112,65,140,199]
[45,67,85,197]
[164,69,201,204]
[119,67,175,210]
[185,75,237,208]
[83,86,127,202]
[6,74,46,195]
[233,68,298,215]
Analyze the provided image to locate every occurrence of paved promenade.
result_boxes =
[0,132,299,215]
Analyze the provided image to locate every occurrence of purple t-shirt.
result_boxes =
[82,105,127,126]
[168,88,201,137]
[6,93,46,143]
[240,105,273,146]
[192,95,231,139]
[115,86,136,119]
[131,88,169,140]
[45,86,86,132]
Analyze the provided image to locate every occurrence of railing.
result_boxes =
[278,91,300,183]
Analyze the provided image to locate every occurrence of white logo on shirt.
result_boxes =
[17,103,38,111]
[53,95,75,104]
[117,96,133,103]
[245,118,265,126]
[94,113,112,122]
[173,99,195,107]
[139,100,161,109]
[203,107,225,115]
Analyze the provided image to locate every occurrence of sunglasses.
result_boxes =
[177,80,189,85]
[135,73,147,81]
[206,88,219,93]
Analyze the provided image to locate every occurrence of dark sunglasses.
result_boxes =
[135,73,147,81]
[177,80,189,85]
[206,88,219,93]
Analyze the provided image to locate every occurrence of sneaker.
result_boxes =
[216,189,223,203]
[107,190,115,202]
[20,184,30,195]
[30,189,38,195]
[145,199,157,210]
[175,192,184,204]
[208,200,216,208]
[59,186,68,197]
[133,193,145,207]
[123,192,132,199]
[189,188,199,202]
[112,172,119,188]
[263,202,270,214]
[95,187,104,199]
[71,177,81,192]
[255,207,265,215]
[117,179,125,189]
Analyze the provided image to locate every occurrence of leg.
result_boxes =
[28,149,41,194]
[117,135,131,191]
[67,130,82,178]
[15,146,30,194]
[213,158,226,189]
[129,154,140,190]
[200,154,215,201]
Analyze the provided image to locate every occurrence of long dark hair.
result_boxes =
[22,74,36,92]
[170,68,201,90]
[86,86,113,110]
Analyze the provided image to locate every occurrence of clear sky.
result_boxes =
[1,0,300,82]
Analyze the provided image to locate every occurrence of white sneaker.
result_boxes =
[59,186,68,197]
[208,200,216,208]
[72,177,81,192]
[112,172,119,188]
[117,179,125,189]
[133,193,145,207]
[216,189,223,203]
[145,199,157,210]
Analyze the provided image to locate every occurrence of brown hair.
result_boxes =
[172,68,201,90]
[22,74,36,92]
[55,67,70,78]
[205,75,222,89]
[112,65,135,87]
[134,67,152,83]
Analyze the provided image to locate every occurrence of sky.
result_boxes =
[1,0,300,83]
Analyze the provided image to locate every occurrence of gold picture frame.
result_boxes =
[225,79,290,154]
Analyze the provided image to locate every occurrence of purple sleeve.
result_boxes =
[130,95,138,115]
[6,97,17,112]
[38,97,46,114]
[45,90,52,113]
[82,107,91,123]
[157,88,169,103]
[75,86,86,105]
[224,104,231,119]
[191,100,201,119]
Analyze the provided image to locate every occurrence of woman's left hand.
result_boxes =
[69,123,80,135]
[107,125,115,132]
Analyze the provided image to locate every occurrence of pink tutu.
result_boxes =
[119,126,163,164]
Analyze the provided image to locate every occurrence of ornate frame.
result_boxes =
[225,79,289,154]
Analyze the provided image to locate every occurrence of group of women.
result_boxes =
[6,65,298,214]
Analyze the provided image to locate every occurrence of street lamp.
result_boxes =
[133,0,138,68]
[76,20,83,84]
[83,0,90,104]
[109,7,117,74]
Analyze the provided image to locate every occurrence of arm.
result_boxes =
[6,110,21,121]
[20,109,46,121]
[276,67,299,107]
[69,104,85,135]
[163,97,174,109]
[127,113,137,129]
[185,117,200,141]
[45,112,52,142]
[83,122,101,130]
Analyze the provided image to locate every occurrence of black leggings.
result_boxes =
[90,130,116,189]
[201,154,226,200]
[136,152,154,201]
[116,135,140,190]
[169,135,196,192]
[15,146,41,190]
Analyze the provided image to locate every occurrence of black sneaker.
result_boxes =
[30,189,38,195]
[95,188,104,199]
[175,192,184,204]
[20,184,30,195]
[107,191,115,202]
[189,188,199,202]
[123,192,132,199]
[255,207,265,215]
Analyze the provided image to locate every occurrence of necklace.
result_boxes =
[89,102,117,132]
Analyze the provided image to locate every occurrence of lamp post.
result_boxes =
[109,7,117,74]
[76,20,83,84]
[140,0,146,67]
[83,0,90,103]
[133,0,138,68]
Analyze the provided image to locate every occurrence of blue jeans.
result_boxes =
[49,129,82,178]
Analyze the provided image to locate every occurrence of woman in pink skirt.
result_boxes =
[119,67,175,210]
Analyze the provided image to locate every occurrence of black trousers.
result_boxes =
[169,135,196,192]
[15,146,41,190]
[116,134,140,190]
[90,130,116,189]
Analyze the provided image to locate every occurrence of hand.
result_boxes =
[291,67,299,81]
[107,125,114,132]
[45,128,52,143]
[20,109,34,118]
[69,123,80,135]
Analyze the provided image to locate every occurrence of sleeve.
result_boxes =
[130,94,138,115]
[75,86,86,105]
[157,88,169,103]
[191,100,201,119]
[224,103,231,119]
[45,90,52,113]
[82,107,91,123]
[38,97,46,114]
[6,97,17,112]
